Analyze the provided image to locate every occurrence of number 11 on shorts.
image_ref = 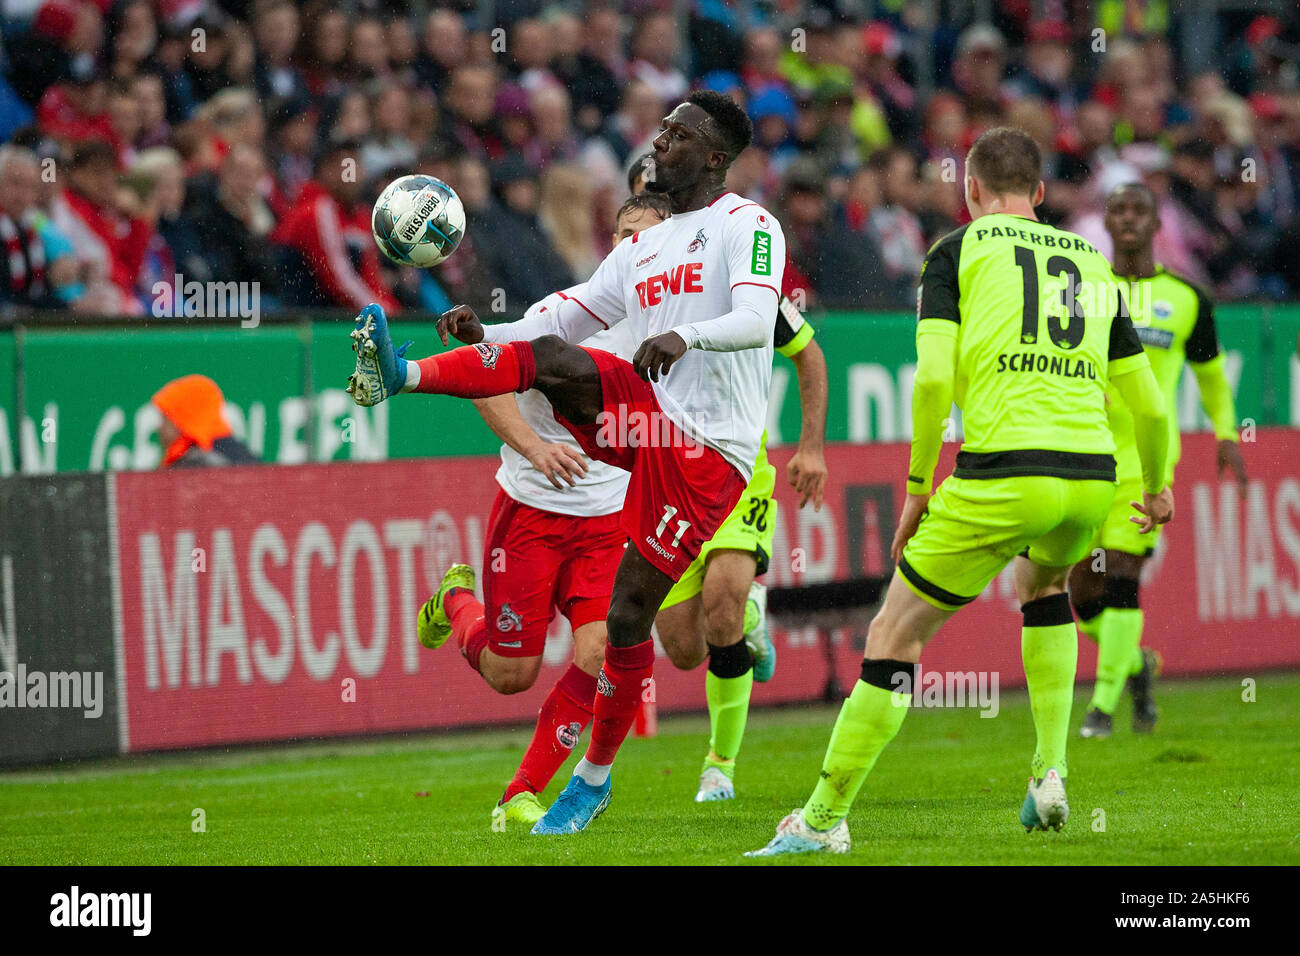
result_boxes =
[656,505,691,548]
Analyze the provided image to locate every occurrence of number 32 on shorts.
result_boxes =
[741,497,769,533]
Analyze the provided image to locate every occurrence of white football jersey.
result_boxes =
[494,286,634,517]
[569,192,786,479]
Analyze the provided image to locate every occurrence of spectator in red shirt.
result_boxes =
[271,138,397,313]
[49,139,153,314]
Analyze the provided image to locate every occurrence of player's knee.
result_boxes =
[866,607,918,660]
[661,632,706,670]
[606,598,652,648]
[488,669,538,695]
[483,657,541,695]
[701,593,745,646]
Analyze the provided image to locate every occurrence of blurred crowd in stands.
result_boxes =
[1,0,1299,319]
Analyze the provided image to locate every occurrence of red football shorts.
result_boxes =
[555,347,747,580]
[482,489,625,658]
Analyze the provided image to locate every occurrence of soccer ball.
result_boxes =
[371,174,466,268]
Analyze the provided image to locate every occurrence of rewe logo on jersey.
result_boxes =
[635,262,703,308]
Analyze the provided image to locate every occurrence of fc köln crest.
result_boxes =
[687,229,708,253]
[495,603,523,632]
[475,343,502,368]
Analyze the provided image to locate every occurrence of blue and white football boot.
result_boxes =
[346,303,413,406]
[744,809,851,857]
[530,774,612,835]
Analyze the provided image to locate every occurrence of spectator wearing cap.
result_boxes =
[750,86,799,174]
[50,139,154,314]
[1226,15,1293,97]
[36,72,117,150]
[8,1,103,107]
[153,374,259,468]
[950,23,1008,115]
[271,139,397,313]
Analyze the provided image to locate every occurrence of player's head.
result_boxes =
[964,126,1045,217]
[627,152,654,195]
[647,90,752,196]
[1104,181,1159,257]
[612,192,671,245]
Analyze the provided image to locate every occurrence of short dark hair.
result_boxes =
[615,192,671,229]
[1106,181,1157,208]
[686,90,753,162]
[70,139,118,170]
[313,137,362,174]
[627,152,653,193]
[966,126,1042,198]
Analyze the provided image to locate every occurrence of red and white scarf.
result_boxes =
[0,212,46,299]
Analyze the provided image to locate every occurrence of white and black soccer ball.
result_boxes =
[371,174,466,268]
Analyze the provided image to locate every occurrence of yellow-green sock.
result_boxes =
[704,640,754,773]
[803,665,912,830]
[1089,607,1144,714]
[1021,594,1078,781]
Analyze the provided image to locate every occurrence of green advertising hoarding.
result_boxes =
[1,307,1294,475]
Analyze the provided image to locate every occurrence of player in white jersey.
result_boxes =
[412,195,670,832]
[347,91,784,834]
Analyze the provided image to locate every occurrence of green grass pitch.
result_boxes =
[2,674,1296,865]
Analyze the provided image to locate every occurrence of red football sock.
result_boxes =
[502,664,597,803]
[445,588,489,672]
[413,341,535,396]
[585,640,655,766]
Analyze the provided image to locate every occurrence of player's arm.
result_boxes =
[894,233,960,562]
[1108,304,1173,532]
[440,251,627,347]
[776,297,828,510]
[1184,288,1247,496]
[471,395,589,490]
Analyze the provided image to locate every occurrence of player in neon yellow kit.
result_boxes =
[749,127,1173,856]
[1068,183,1247,739]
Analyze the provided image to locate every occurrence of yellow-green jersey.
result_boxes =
[1105,267,1235,485]
[913,214,1149,487]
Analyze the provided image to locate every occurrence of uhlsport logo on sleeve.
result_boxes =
[751,231,772,275]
